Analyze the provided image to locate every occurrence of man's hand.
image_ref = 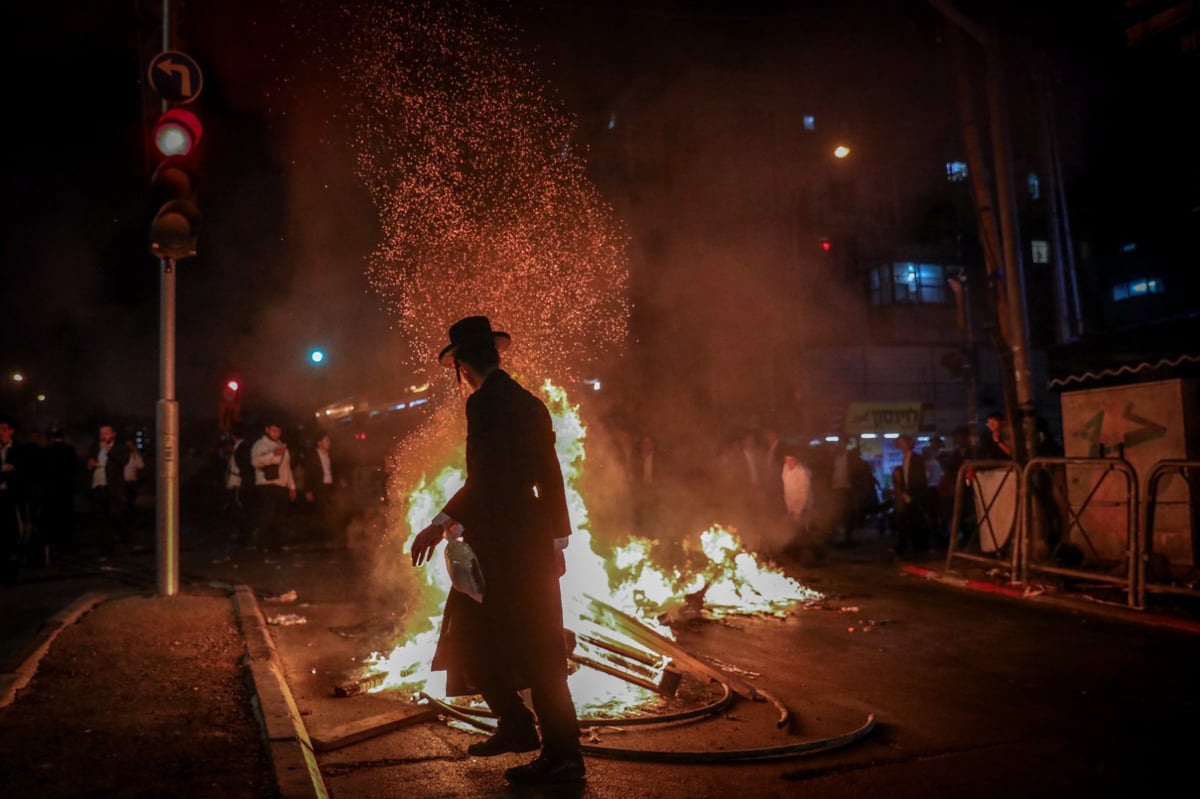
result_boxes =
[411,522,445,567]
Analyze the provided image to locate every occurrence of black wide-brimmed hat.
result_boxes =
[438,316,511,366]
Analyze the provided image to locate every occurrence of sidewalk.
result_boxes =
[830,523,1200,635]
[0,525,329,799]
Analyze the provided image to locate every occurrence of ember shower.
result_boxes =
[315,0,630,373]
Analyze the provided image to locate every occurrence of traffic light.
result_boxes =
[820,237,832,253]
[219,377,241,431]
[149,107,202,260]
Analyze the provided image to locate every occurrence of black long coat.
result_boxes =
[432,369,572,696]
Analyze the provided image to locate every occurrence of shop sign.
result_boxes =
[844,401,924,434]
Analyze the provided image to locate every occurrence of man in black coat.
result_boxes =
[411,316,583,785]
[41,427,79,561]
[892,433,932,555]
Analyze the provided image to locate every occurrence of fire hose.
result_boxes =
[407,592,876,762]
[418,689,875,763]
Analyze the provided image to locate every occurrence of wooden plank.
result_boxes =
[582,595,761,700]
[310,706,441,752]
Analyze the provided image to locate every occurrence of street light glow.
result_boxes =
[12,373,24,382]
[834,144,851,159]
[310,349,326,364]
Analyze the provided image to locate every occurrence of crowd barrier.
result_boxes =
[943,456,1199,611]
[945,459,1022,574]
[1138,459,1200,608]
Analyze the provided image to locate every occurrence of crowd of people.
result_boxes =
[585,408,1050,564]
[0,395,1056,585]
[220,420,350,557]
[0,417,147,583]
[0,411,355,584]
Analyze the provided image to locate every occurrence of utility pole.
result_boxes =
[156,0,181,596]
[930,0,1039,461]
[1031,59,1084,341]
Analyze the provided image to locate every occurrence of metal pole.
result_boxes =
[984,40,1038,461]
[1044,80,1083,338]
[157,258,179,596]
[156,0,180,596]
[1032,61,1072,345]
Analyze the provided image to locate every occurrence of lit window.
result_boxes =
[1112,277,1164,301]
[1028,171,1040,200]
[1031,240,1049,264]
[870,262,950,305]
[803,115,815,131]
[946,161,968,181]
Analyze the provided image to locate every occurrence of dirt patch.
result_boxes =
[0,592,274,798]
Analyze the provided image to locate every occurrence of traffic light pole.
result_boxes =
[157,257,180,596]
[156,0,180,597]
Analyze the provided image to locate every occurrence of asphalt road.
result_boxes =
[5,519,1199,799]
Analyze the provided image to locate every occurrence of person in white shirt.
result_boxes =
[250,421,296,554]
[87,424,128,551]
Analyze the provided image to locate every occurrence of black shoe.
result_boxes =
[504,753,586,784]
[466,727,540,757]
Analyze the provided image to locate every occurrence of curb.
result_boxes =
[900,564,1200,635]
[0,592,109,709]
[232,585,329,799]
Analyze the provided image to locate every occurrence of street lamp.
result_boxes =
[11,372,24,383]
[833,144,852,159]
[309,348,326,365]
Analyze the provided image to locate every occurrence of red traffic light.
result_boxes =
[153,107,202,158]
[820,238,832,252]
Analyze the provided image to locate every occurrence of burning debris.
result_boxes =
[356,383,825,715]
[335,590,875,762]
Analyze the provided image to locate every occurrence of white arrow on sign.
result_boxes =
[156,57,195,98]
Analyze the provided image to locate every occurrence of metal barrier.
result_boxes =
[1019,457,1140,608]
[1138,459,1200,608]
[945,459,1022,574]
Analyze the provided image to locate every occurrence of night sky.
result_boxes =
[1,0,1193,440]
